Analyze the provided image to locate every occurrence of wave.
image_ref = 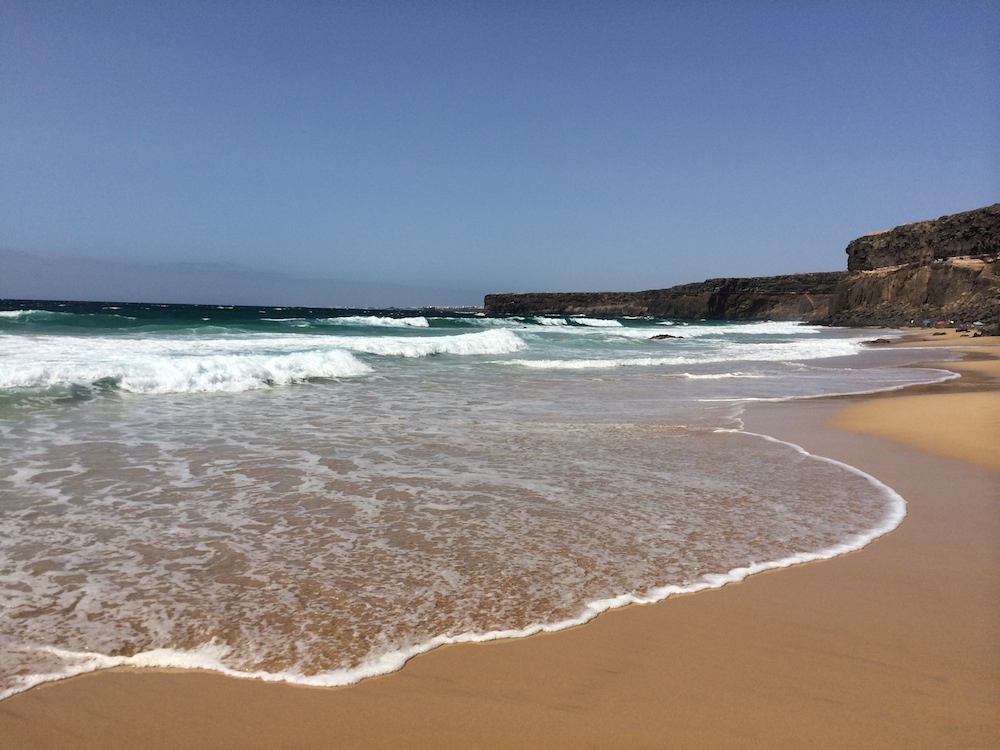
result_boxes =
[0,309,137,325]
[472,319,832,344]
[508,319,822,338]
[676,371,766,380]
[0,329,525,395]
[509,356,679,369]
[444,316,531,328]
[533,316,570,326]
[324,328,525,357]
[267,314,534,331]
[506,336,866,370]
[0,347,373,395]
[698,368,960,403]
[669,321,824,338]
[0,309,79,321]
[313,315,431,328]
[569,318,623,327]
[0,429,906,701]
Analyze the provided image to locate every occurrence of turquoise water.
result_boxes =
[0,300,954,698]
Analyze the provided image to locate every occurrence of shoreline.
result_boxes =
[1,332,997,748]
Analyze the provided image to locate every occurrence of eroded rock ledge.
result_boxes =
[825,204,999,329]
[845,204,1000,272]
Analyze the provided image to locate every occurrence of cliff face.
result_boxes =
[484,272,844,321]
[483,204,999,329]
[826,205,1000,329]
[845,204,1000,271]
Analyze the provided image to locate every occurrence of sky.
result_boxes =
[2,1,998,307]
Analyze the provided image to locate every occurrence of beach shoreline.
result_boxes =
[1,332,997,749]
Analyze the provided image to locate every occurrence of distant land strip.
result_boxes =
[484,272,844,321]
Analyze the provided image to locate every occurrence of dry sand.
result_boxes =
[1,335,998,749]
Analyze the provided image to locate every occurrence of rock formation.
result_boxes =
[484,272,844,321]
[845,204,1000,271]
[483,203,999,331]
[824,204,1000,330]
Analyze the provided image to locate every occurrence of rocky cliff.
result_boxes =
[483,204,1000,329]
[484,272,845,321]
[825,204,1000,329]
[845,204,1000,271]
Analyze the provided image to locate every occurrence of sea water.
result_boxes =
[0,300,956,699]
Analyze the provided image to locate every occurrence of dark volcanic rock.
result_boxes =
[484,272,845,321]
[824,258,1000,328]
[824,205,1000,330]
[483,204,1000,331]
[846,204,1000,272]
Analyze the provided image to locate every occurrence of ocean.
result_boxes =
[0,299,956,699]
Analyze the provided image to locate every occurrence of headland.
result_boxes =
[485,203,1000,333]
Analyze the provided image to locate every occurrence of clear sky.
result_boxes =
[2,1,998,307]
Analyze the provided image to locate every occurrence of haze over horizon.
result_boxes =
[3,2,997,307]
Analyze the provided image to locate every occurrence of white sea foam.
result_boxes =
[0,427,907,701]
[510,356,678,369]
[0,309,75,321]
[0,309,139,323]
[323,328,525,357]
[678,321,825,337]
[699,368,959,402]
[677,371,766,380]
[4,350,372,394]
[571,318,623,327]
[0,329,524,394]
[314,315,431,328]
[507,337,866,370]
[533,316,569,326]
[0,335,373,393]
[453,316,530,328]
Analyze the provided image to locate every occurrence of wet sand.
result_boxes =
[1,335,998,749]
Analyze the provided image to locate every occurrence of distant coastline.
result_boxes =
[484,272,844,321]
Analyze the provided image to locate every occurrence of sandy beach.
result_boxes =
[1,333,997,749]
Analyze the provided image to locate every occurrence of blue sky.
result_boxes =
[2,1,997,306]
